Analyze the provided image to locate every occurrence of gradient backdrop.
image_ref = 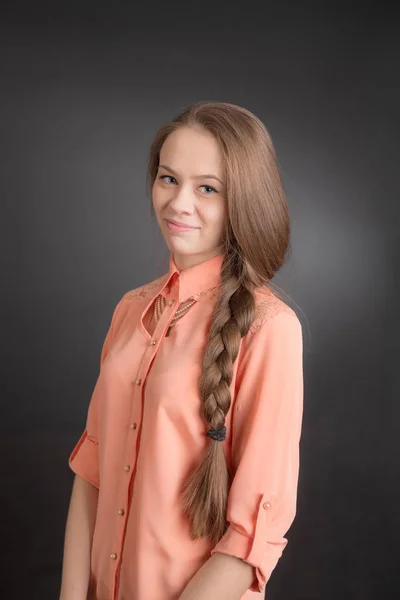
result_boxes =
[0,3,398,599]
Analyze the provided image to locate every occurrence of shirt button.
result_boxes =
[167,300,174,306]
[130,423,137,429]
[150,340,156,345]
[263,502,271,510]
[124,465,130,472]
[110,553,117,560]
[135,378,141,385]
[118,508,125,516]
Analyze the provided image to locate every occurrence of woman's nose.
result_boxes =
[168,186,195,211]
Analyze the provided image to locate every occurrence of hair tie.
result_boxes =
[206,426,227,442]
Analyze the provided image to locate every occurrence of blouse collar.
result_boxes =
[162,252,224,303]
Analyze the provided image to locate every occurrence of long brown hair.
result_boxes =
[146,101,291,545]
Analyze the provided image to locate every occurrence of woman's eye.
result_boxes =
[200,185,218,195]
[159,175,176,184]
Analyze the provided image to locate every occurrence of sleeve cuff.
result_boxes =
[68,429,100,489]
[210,493,288,593]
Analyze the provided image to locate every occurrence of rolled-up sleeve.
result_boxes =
[210,309,304,594]
[68,296,124,488]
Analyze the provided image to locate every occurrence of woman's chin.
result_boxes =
[165,238,197,255]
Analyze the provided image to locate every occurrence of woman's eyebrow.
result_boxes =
[158,164,224,186]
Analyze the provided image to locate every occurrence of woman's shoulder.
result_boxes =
[122,274,167,303]
[235,286,303,377]
[250,285,300,335]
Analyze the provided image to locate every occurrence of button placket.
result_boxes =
[146,295,177,349]
[112,293,178,589]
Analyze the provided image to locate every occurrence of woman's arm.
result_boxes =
[61,296,124,599]
[178,553,255,600]
[59,474,99,600]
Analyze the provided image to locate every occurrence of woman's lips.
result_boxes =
[165,219,199,232]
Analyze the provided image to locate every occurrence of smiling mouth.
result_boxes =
[165,219,199,232]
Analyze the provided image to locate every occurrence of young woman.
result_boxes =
[59,101,304,600]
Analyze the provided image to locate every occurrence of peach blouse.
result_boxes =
[68,252,304,600]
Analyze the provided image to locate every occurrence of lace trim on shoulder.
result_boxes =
[249,293,295,334]
[124,276,166,301]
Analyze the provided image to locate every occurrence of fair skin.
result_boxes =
[153,125,256,599]
[59,475,99,600]
[152,125,227,271]
[177,553,257,600]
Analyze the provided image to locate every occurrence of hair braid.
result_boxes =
[179,252,256,544]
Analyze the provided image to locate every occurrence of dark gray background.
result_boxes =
[1,3,398,599]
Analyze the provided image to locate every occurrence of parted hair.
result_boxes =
[146,101,291,545]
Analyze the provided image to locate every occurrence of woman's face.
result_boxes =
[152,126,227,270]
